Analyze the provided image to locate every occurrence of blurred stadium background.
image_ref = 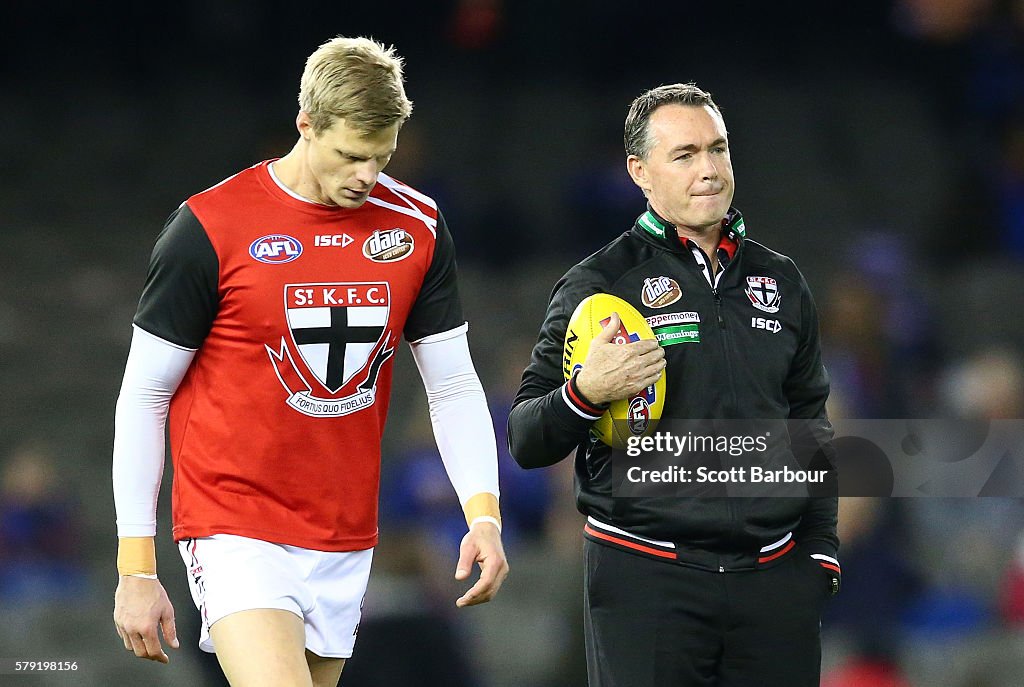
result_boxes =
[2,0,1024,684]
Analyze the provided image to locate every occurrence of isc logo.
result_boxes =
[363,228,414,263]
[751,317,782,333]
[249,234,303,264]
[315,234,354,247]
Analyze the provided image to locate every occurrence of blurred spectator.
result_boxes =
[821,234,938,419]
[894,0,994,43]
[821,498,920,686]
[907,346,1024,603]
[942,346,1024,419]
[943,347,1024,638]
[342,413,482,686]
[967,0,1024,125]
[565,141,645,258]
[999,531,1024,625]
[0,441,87,604]
[888,346,1024,685]
[823,658,913,687]
[891,0,994,135]
[966,1,1024,258]
[447,0,504,52]
[381,339,555,552]
[994,118,1024,257]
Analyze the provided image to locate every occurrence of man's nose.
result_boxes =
[354,160,378,186]
[699,153,720,181]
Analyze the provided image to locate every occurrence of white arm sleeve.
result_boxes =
[410,324,499,506]
[112,325,196,537]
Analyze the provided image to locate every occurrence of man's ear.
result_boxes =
[626,155,649,193]
[296,111,314,141]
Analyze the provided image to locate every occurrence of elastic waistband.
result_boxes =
[583,516,795,572]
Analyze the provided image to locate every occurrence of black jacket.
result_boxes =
[508,207,839,575]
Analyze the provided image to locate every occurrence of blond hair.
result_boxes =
[299,36,413,135]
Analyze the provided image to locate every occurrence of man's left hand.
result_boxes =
[454,521,509,607]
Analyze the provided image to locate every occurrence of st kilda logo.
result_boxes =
[641,276,682,308]
[266,282,395,418]
[362,228,414,263]
[745,276,781,314]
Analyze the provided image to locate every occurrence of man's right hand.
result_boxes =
[575,312,666,405]
[113,576,179,664]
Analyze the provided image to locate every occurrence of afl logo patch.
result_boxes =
[641,276,682,308]
[627,396,651,435]
[250,234,303,264]
[363,228,414,263]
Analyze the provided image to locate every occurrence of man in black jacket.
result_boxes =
[508,83,840,686]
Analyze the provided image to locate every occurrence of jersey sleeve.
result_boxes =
[409,331,499,506]
[404,211,465,343]
[113,326,197,538]
[785,267,839,561]
[133,203,220,349]
[507,266,609,468]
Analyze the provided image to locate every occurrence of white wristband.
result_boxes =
[123,573,159,580]
[469,516,502,533]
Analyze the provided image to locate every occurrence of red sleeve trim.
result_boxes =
[567,371,607,417]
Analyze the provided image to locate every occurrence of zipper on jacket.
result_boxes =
[689,242,739,413]
[689,241,743,543]
[713,289,725,329]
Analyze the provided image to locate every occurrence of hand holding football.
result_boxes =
[563,293,667,448]
[576,312,665,405]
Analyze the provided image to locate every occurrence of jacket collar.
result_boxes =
[634,205,747,251]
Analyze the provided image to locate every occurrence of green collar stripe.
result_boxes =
[638,212,667,237]
[639,209,746,240]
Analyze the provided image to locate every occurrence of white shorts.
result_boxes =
[177,534,373,658]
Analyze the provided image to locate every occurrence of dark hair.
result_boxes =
[624,83,723,159]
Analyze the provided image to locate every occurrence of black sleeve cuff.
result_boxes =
[806,550,842,595]
[565,370,609,419]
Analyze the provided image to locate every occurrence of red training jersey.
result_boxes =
[133,161,464,550]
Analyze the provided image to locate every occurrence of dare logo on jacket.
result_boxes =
[641,276,682,308]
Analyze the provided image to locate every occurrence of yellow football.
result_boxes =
[563,293,667,448]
